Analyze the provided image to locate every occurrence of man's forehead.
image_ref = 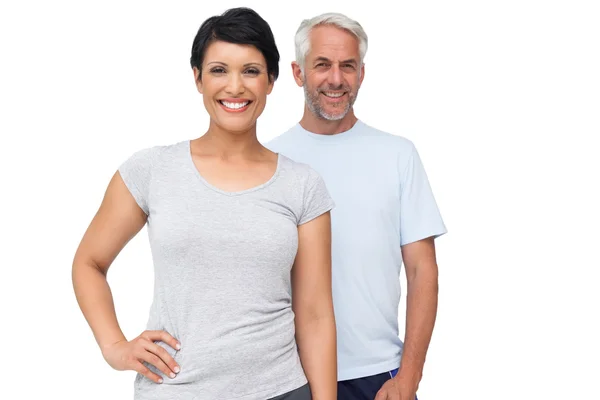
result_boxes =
[310,55,359,65]
[310,25,358,44]
[308,27,358,53]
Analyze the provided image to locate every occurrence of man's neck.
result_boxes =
[298,106,358,135]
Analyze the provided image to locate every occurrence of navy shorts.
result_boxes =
[338,368,418,400]
[268,383,311,400]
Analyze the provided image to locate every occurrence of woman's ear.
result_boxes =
[193,67,203,94]
[267,75,275,95]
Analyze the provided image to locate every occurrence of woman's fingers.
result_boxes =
[131,360,163,384]
[142,330,181,352]
[139,340,180,377]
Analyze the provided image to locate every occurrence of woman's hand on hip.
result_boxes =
[102,330,181,384]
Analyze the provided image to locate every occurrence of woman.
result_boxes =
[72,7,337,400]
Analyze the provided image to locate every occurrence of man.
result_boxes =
[265,12,447,400]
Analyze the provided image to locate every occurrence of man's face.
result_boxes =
[296,25,364,121]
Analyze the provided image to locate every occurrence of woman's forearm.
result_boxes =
[295,314,337,400]
[72,261,127,352]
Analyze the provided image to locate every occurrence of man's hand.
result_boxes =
[374,376,417,400]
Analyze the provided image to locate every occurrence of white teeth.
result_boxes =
[324,92,344,98]
[221,100,249,109]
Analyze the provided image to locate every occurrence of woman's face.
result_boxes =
[194,40,274,134]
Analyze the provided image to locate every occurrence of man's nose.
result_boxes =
[327,64,343,88]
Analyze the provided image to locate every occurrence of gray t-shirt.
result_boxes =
[118,140,335,400]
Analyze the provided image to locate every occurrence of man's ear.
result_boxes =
[291,61,304,87]
[359,63,365,86]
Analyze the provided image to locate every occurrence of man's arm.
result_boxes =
[376,236,439,400]
[397,236,439,391]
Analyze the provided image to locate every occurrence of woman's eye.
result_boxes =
[245,68,260,75]
[210,67,225,74]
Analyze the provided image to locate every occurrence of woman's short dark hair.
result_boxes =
[190,7,280,82]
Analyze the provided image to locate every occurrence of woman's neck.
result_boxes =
[194,121,266,160]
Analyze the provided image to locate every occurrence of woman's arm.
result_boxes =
[292,211,337,400]
[72,171,180,383]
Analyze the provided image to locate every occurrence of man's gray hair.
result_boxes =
[294,12,368,71]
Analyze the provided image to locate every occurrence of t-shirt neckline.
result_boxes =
[296,119,364,142]
[186,140,282,197]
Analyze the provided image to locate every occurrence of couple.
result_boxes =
[72,7,446,400]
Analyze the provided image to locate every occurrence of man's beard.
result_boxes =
[303,84,358,121]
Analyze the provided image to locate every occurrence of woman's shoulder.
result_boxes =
[276,154,324,187]
[275,154,334,224]
[122,140,188,167]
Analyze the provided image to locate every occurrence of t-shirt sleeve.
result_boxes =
[399,142,447,245]
[118,147,158,215]
[298,168,335,225]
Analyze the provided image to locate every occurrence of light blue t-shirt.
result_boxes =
[265,120,447,381]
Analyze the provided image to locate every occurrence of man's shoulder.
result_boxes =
[358,121,415,149]
[263,124,300,151]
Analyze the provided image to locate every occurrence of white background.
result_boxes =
[1,0,599,399]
